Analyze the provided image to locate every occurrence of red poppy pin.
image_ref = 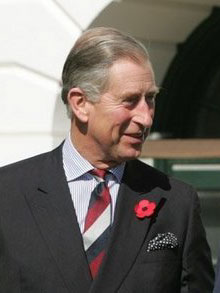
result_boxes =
[134,199,156,219]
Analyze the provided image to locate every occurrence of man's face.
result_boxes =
[86,58,158,166]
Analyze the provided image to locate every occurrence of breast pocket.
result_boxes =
[140,246,181,263]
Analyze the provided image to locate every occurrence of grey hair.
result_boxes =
[61,27,149,118]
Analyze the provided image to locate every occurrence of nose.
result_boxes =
[132,100,154,129]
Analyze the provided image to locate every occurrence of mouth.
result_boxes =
[124,131,148,143]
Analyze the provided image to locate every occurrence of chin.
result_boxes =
[112,144,143,163]
[119,150,141,162]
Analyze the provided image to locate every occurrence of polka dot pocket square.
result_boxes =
[147,232,178,252]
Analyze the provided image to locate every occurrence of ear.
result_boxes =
[67,87,89,122]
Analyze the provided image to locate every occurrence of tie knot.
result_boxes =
[90,168,107,180]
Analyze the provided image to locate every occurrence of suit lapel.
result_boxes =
[90,160,169,293]
[25,145,92,293]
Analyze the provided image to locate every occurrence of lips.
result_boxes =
[124,128,150,142]
[124,132,146,143]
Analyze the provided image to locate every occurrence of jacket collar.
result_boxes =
[25,144,92,293]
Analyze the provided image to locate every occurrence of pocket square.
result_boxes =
[147,232,178,252]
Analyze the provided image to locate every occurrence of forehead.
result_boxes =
[106,58,157,94]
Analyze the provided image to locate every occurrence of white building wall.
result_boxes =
[0,0,112,166]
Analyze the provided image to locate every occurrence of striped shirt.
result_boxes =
[62,134,125,233]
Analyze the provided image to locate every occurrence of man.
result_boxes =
[0,27,214,292]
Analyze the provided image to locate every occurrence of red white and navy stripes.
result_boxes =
[83,169,111,278]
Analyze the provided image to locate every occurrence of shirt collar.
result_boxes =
[62,134,125,183]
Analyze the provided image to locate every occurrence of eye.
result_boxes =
[123,95,139,107]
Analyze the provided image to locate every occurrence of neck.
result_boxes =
[70,125,120,169]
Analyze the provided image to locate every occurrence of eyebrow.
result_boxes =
[121,86,160,99]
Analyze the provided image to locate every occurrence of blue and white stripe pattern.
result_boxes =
[62,134,125,233]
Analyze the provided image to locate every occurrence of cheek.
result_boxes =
[94,106,131,140]
[112,108,131,123]
[111,112,131,138]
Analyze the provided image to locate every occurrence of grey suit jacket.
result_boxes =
[0,144,214,292]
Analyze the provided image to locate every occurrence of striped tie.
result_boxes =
[83,169,111,278]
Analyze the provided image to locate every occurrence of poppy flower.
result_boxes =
[134,199,156,219]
